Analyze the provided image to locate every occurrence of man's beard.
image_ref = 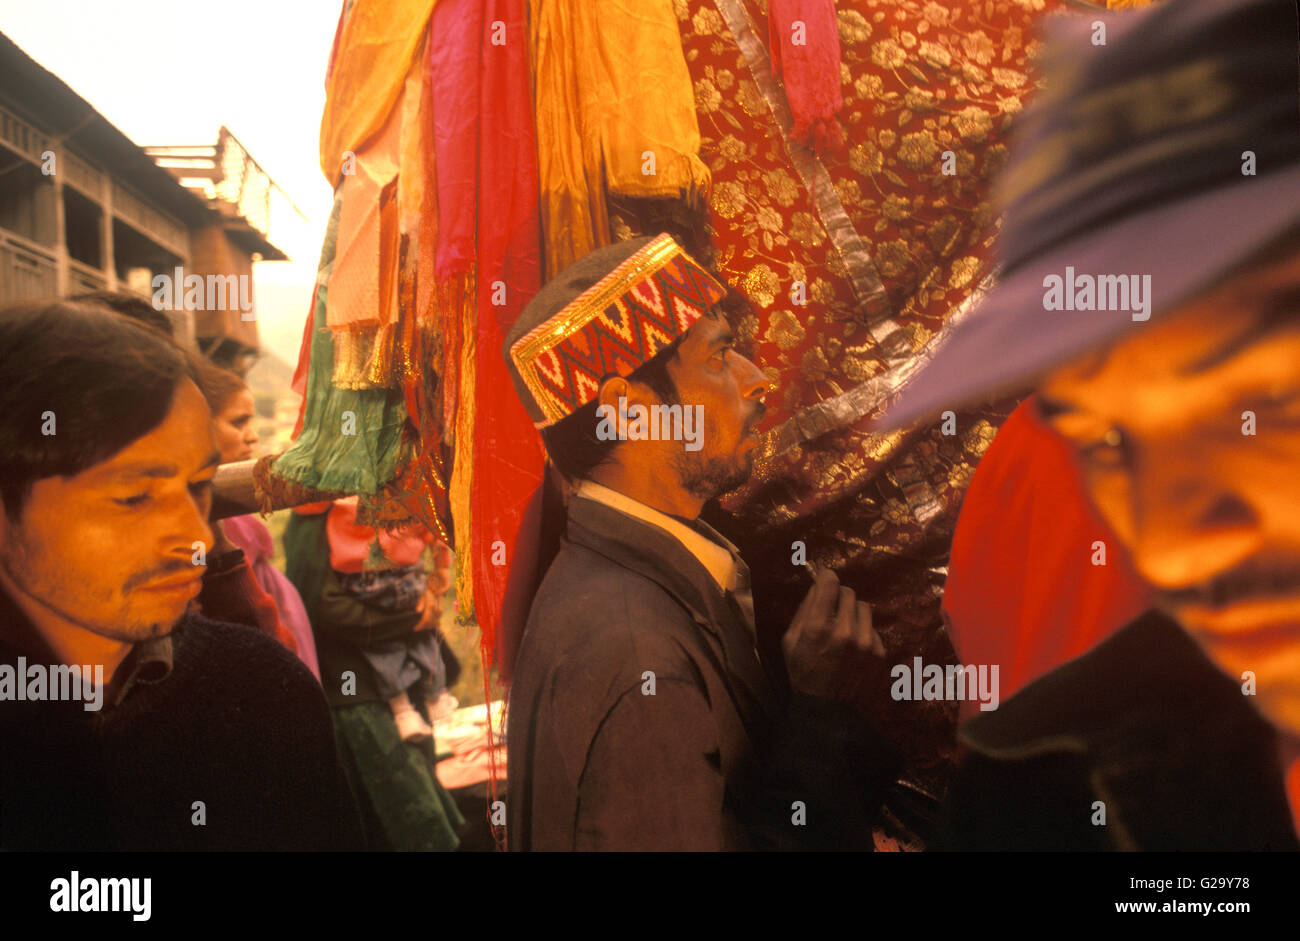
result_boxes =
[673,448,754,501]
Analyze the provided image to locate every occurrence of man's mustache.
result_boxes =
[1159,563,1300,612]
[123,559,201,593]
[744,401,767,432]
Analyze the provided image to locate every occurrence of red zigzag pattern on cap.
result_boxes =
[533,258,724,414]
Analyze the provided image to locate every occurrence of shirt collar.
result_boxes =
[573,481,740,593]
[108,635,174,708]
[0,585,175,710]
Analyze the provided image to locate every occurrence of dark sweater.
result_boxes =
[0,605,365,851]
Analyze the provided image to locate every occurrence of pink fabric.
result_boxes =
[324,496,433,573]
[769,0,845,152]
[429,0,483,280]
[435,722,508,790]
[224,515,321,681]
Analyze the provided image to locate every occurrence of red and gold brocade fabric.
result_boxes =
[605,0,1070,793]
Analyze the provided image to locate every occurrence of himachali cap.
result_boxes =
[505,234,728,427]
[879,0,1300,430]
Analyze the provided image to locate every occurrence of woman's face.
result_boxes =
[214,387,258,463]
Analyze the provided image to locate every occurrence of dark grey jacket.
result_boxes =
[506,495,896,851]
[937,611,1300,851]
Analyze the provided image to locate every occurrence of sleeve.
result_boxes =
[572,678,731,851]
[314,566,423,645]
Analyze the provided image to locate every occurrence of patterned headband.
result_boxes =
[509,234,728,426]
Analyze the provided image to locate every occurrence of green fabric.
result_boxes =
[272,186,410,496]
[285,509,462,852]
[283,510,330,628]
[332,701,464,852]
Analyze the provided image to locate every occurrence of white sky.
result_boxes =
[2,0,339,363]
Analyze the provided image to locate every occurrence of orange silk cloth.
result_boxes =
[318,0,439,184]
[531,0,713,280]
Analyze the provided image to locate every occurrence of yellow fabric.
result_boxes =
[319,0,439,183]
[531,0,711,279]
[327,25,441,390]
[448,279,477,622]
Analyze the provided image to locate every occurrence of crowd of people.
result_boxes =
[0,0,1296,853]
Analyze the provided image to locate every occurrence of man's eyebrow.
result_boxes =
[706,327,735,350]
[1034,395,1074,423]
[99,462,181,482]
[199,450,222,471]
[1182,291,1300,375]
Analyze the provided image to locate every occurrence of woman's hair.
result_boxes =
[193,359,249,413]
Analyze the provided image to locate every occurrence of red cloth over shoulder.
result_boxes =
[198,558,300,657]
[942,397,1152,719]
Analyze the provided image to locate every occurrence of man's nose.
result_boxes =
[165,488,214,562]
[1130,444,1263,591]
[245,426,259,445]
[734,353,769,402]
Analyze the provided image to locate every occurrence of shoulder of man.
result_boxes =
[175,613,319,696]
[942,610,1299,851]
[523,539,712,693]
[172,613,364,849]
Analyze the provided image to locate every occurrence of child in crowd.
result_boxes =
[325,496,456,742]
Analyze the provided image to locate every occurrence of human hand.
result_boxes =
[781,565,886,709]
[414,587,442,631]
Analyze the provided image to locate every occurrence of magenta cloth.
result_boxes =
[224,515,321,681]
[769,0,844,151]
[429,0,483,280]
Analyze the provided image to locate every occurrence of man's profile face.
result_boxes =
[662,312,769,500]
[0,380,219,645]
[1038,246,1300,736]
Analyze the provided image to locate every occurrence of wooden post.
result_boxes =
[211,456,347,519]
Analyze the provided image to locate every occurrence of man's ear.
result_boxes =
[596,376,631,411]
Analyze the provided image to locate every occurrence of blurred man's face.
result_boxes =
[663,313,769,499]
[1039,245,1300,736]
[0,380,219,645]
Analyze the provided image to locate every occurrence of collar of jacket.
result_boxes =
[960,609,1299,850]
[564,494,776,720]
[0,584,174,709]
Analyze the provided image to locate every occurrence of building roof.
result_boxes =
[0,30,286,261]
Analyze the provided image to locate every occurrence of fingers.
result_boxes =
[786,565,840,650]
[858,600,884,656]
[834,585,855,638]
[809,566,840,625]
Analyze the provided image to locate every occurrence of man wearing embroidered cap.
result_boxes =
[878,0,1300,849]
[502,234,899,850]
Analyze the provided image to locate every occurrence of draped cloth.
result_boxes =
[318,0,440,183]
[768,0,844,151]
[941,398,1153,721]
[531,0,712,279]
[275,189,409,497]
